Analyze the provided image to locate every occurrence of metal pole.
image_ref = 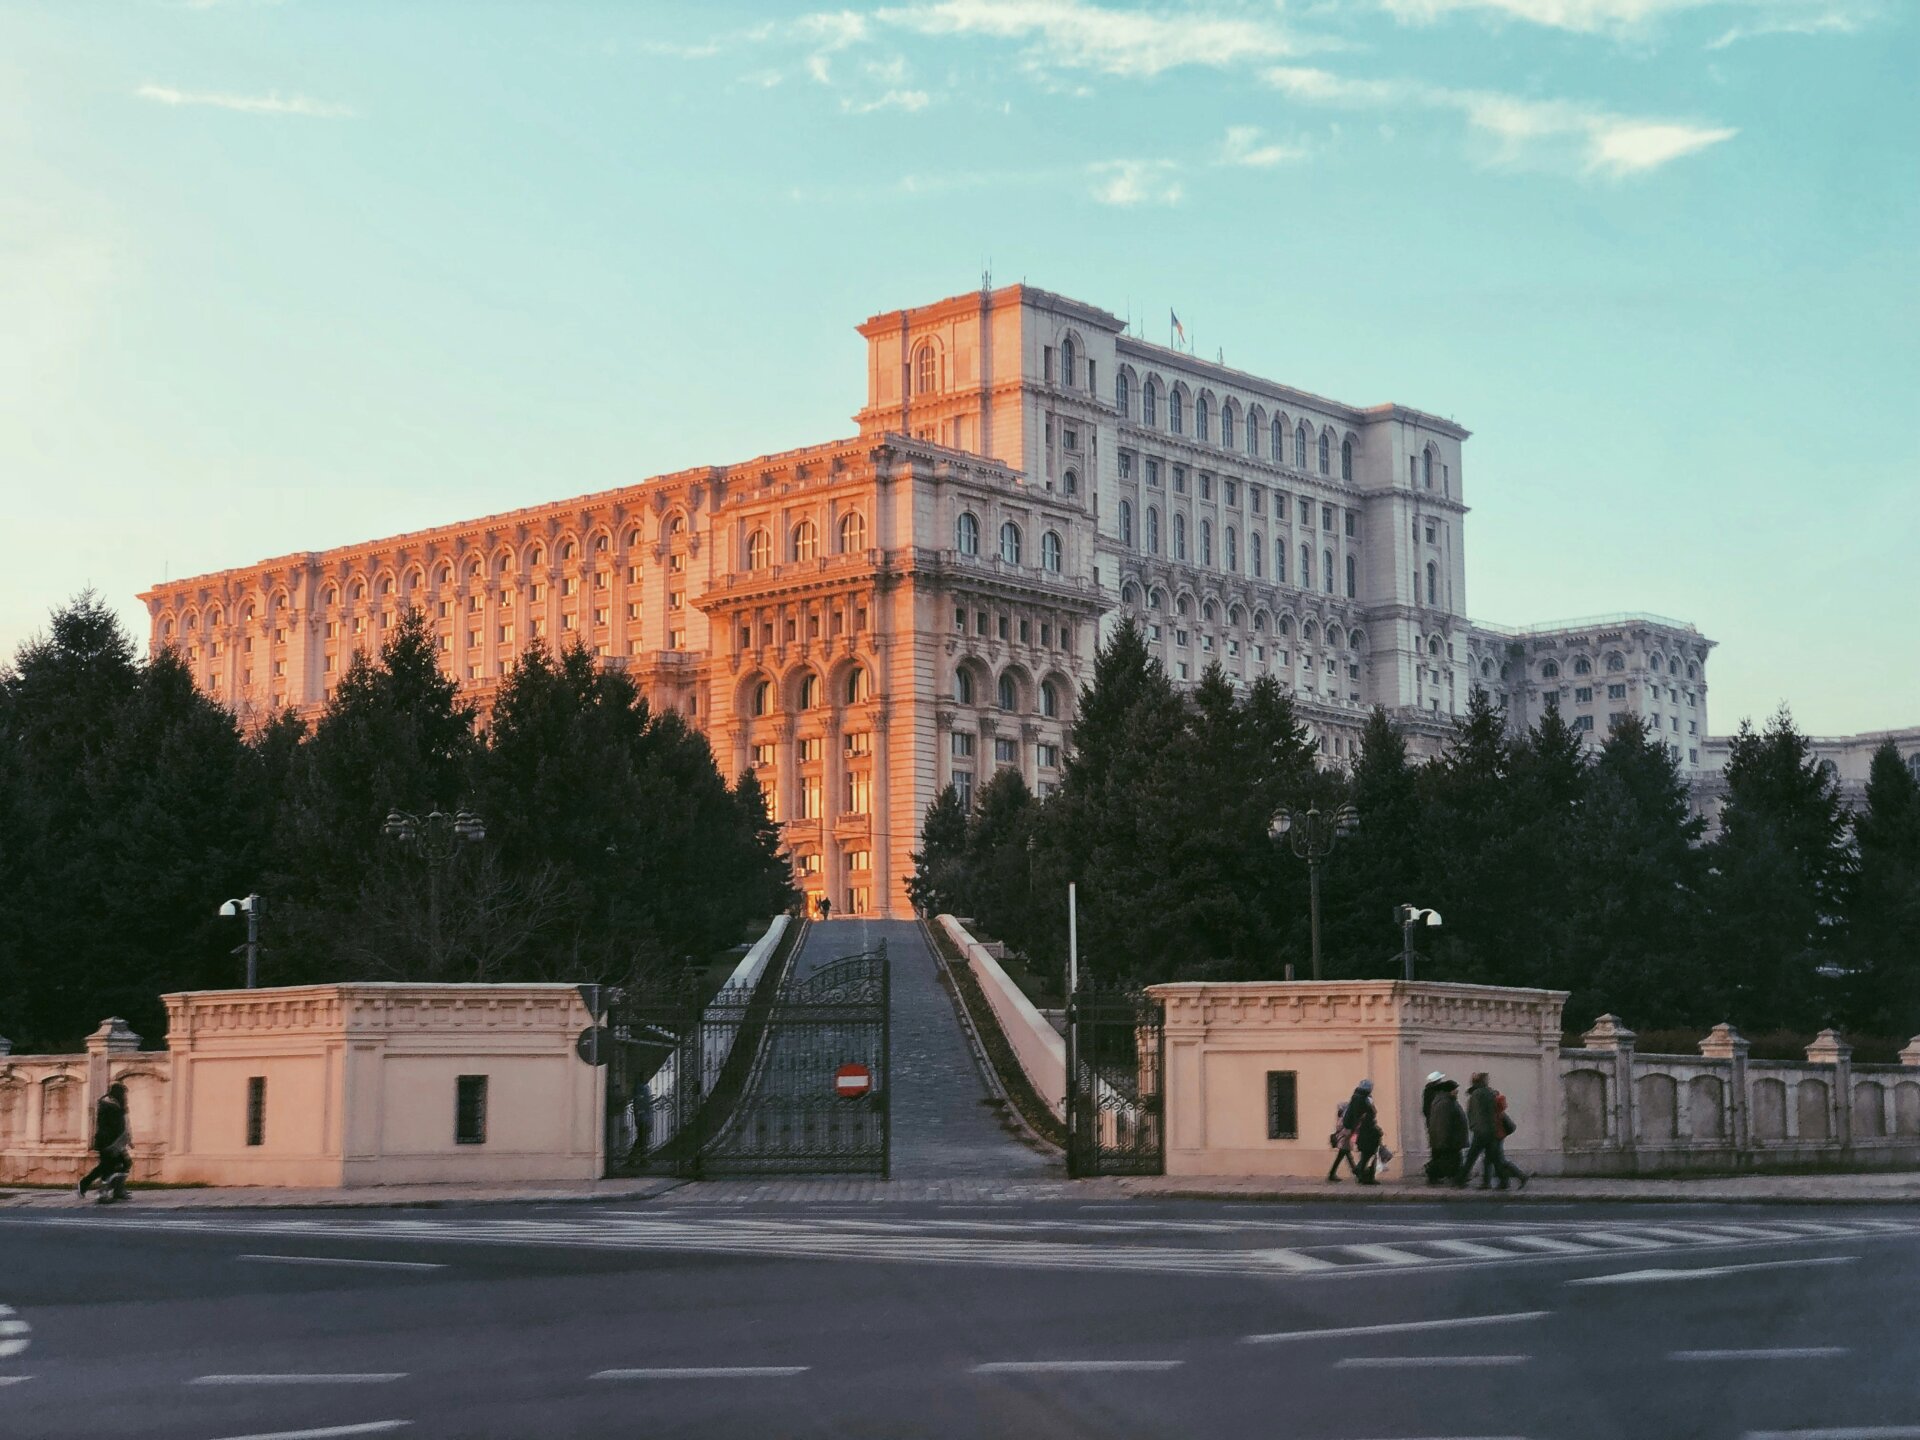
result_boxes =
[1067,882,1079,996]
[1402,912,1415,983]
[245,894,260,989]
[1308,859,1323,982]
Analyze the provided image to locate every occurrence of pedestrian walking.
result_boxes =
[1328,1080,1375,1183]
[1458,1072,1511,1190]
[1354,1108,1388,1186]
[77,1081,132,1203]
[1423,1076,1466,1184]
[1420,1070,1447,1124]
[1493,1090,1529,1189]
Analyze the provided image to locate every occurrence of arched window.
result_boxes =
[1270,416,1283,458]
[1063,467,1078,496]
[1149,588,1165,612]
[1147,507,1161,554]
[1122,582,1141,605]
[746,529,772,570]
[914,342,937,396]
[1276,539,1287,583]
[1041,530,1063,573]
[955,668,975,704]
[1195,395,1210,442]
[1423,450,1434,489]
[838,511,866,553]
[1345,553,1356,598]
[1300,543,1312,588]
[322,586,337,608]
[1686,662,1698,679]
[1294,423,1308,468]
[1650,655,1664,673]
[1323,549,1334,594]
[997,673,1017,711]
[1341,438,1353,481]
[1226,526,1238,573]
[1199,519,1212,566]
[1318,433,1331,474]
[529,546,545,568]
[594,533,609,553]
[1574,657,1592,676]
[668,514,684,535]
[1119,500,1134,547]
[1303,620,1318,643]
[751,680,771,717]
[1040,681,1059,719]
[1173,513,1187,561]
[1222,406,1236,449]
[1251,531,1263,577]
[799,672,822,710]
[1425,561,1438,605]
[1061,336,1076,387]
[1203,600,1217,622]
[956,511,980,556]
[562,540,578,561]
[1116,371,1131,416]
[1143,379,1158,426]
[999,521,1022,565]
[1176,595,1190,618]
[1607,653,1626,673]
[1169,389,1184,435]
[1541,661,1560,679]
[791,519,818,562]
[845,666,870,704]
[1351,629,1365,651]
[626,528,642,548]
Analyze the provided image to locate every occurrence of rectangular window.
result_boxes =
[627,602,642,620]
[844,770,872,814]
[468,629,481,647]
[1199,473,1212,500]
[1250,486,1263,513]
[955,606,966,632]
[951,732,974,759]
[1689,748,1699,765]
[1224,479,1237,506]
[1019,619,1031,644]
[998,616,1010,641]
[668,591,684,611]
[1298,498,1311,525]
[1575,714,1594,731]
[952,770,975,809]
[994,737,1018,764]
[1576,686,1593,703]
[1608,683,1627,700]
[1173,465,1188,494]
[1322,505,1334,531]
[1118,450,1135,480]
[455,1075,488,1145]
[561,613,577,631]
[669,554,685,572]
[844,731,872,756]
[532,618,547,639]
[530,583,546,602]
[595,571,608,590]
[797,737,821,762]
[628,565,643,583]
[498,624,514,644]
[1176,628,1189,647]
[245,1076,266,1147]
[977,611,989,636]
[1063,426,1079,452]
[668,628,685,650]
[1037,743,1060,768]
[801,777,823,819]
[753,743,776,769]
[1345,511,1357,537]
[561,577,577,596]
[847,849,872,872]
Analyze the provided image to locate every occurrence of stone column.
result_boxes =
[1807,1028,1852,1151]
[1581,1014,1638,1159]
[1698,1022,1750,1151]
[85,1017,142,1111]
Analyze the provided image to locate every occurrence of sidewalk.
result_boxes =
[6,1169,1920,1209]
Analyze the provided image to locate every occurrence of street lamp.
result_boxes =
[218,893,262,988]
[1395,904,1443,982]
[381,808,485,965]
[1271,804,1359,982]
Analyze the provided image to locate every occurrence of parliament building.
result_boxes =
[140,283,1715,917]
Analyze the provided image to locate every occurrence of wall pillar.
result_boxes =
[1581,1014,1638,1162]
[85,1017,142,1111]
[1699,1022,1750,1151]
[1807,1028,1852,1151]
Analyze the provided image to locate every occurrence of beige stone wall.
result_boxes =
[0,1020,171,1186]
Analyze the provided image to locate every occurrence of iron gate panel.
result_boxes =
[606,940,889,1179]
[1066,985,1165,1177]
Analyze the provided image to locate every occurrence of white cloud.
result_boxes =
[1215,125,1308,168]
[1382,0,1881,40]
[1088,159,1182,206]
[1264,66,1735,176]
[134,84,354,118]
[1706,6,1870,47]
[842,88,932,112]
[806,54,835,84]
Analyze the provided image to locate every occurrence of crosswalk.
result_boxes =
[8,1211,1909,1282]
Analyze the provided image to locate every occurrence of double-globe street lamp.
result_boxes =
[1271,804,1359,982]
[381,808,486,966]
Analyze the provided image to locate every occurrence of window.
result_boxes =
[1341,439,1353,481]
[844,770,872,814]
[953,771,974,809]
[746,529,771,570]
[914,342,936,395]
[1146,458,1161,487]
[1226,526,1238,572]
[951,732,974,759]
[1116,371,1131,416]
[1062,468,1078,496]
[1574,657,1592,676]
[844,731,872,756]
[1143,380,1158,426]
[1345,554,1356,598]
[994,737,1018,764]
[1060,335,1076,387]
[1147,507,1161,554]
[1173,513,1187,560]
[1318,433,1330,474]
[1301,544,1312,588]
[1040,681,1059,719]
[1173,465,1188,494]
[1608,683,1627,700]
[1200,520,1212,566]
[1037,742,1060,768]
[1251,532,1263,577]
[1169,388,1184,434]
[1195,395,1210,442]
[1042,530,1063,573]
[795,672,820,710]
[845,666,870,704]
[1222,407,1236,449]
[1266,1071,1298,1140]
[791,520,818,562]
[956,512,980,556]
[245,1076,266,1147]
[997,673,1017,711]
[1575,714,1595,732]
[1575,686,1594,703]
[455,1075,488,1145]
[1426,561,1438,606]
[838,511,866,553]
[1119,500,1134,547]
[1608,654,1626,673]
[999,521,1022,565]
[751,680,772,717]
[1323,550,1335,594]
[1294,423,1307,467]
[1275,540,1287,583]
[800,776,823,819]
[955,669,975,704]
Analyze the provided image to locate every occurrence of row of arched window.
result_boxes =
[953,667,1066,718]
[1114,374,1357,480]
[1535,654,1701,681]
[747,664,874,717]
[1119,583,1366,648]
[1115,502,1357,597]
[745,513,869,571]
[955,513,1065,573]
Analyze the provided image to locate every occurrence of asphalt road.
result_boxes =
[0,1197,1911,1440]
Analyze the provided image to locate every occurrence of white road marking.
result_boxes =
[0,1376,32,1386]
[0,1308,28,1359]
[1568,1256,1860,1286]
[1671,1348,1848,1362]
[1342,1243,1427,1265]
[1743,1430,1920,1439]
[236,1254,445,1272]
[1245,1247,1339,1272]
[1573,1230,1670,1250]
[592,1367,809,1380]
[1426,1239,1514,1259]
[973,1360,1184,1373]
[191,1374,408,1386]
[1502,1235,1595,1254]
[1245,1311,1549,1345]
[205,1425,411,1440]
[1336,1355,1530,1369]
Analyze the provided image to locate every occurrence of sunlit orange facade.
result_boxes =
[142,283,1488,917]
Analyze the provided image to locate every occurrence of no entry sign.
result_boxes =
[835,1063,873,1099]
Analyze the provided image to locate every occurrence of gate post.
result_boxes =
[881,940,892,1181]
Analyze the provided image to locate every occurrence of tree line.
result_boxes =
[911,618,1920,1040]
[0,594,795,1052]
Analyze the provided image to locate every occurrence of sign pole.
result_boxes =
[1067,882,1079,995]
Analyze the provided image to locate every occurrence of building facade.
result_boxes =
[138,282,1716,917]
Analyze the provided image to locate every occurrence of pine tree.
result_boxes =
[1322,708,1425,979]
[1844,742,1920,1035]
[907,784,969,917]
[1417,688,1524,985]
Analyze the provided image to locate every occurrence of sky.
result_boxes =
[1,0,1915,737]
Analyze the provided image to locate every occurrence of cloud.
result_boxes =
[1381,0,1881,40]
[805,54,835,84]
[842,88,932,112]
[1706,5,1871,47]
[1264,66,1735,176]
[1215,125,1308,168]
[134,84,354,117]
[1088,159,1182,206]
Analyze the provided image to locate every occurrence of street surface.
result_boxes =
[0,1195,1911,1439]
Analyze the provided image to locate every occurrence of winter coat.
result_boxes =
[92,1096,127,1153]
[1421,1080,1443,1123]
[1427,1091,1468,1151]
[1341,1092,1376,1135]
[1465,1081,1500,1140]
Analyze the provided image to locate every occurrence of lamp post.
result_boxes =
[1271,804,1358,982]
[1395,904,1443,982]
[218,893,262,988]
[382,808,485,966]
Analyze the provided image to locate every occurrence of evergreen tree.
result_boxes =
[1844,743,1920,1034]
[1417,687,1526,985]
[907,784,969,917]
[962,768,1039,943]
[1322,708,1425,978]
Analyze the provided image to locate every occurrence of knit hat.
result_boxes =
[1357,1079,1374,1092]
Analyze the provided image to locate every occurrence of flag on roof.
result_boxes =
[1170,309,1186,345]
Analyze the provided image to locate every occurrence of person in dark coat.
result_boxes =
[1420,1071,1447,1124]
[1493,1091,1528,1188]
[78,1082,131,1201]
[1328,1080,1375,1183]
[1459,1072,1507,1190]
[1425,1078,1467,1185]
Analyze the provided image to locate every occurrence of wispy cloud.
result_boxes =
[1706,4,1872,47]
[1088,159,1182,206]
[1264,66,1735,175]
[842,88,932,112]
[134,84,354,118]
[1381,0,1881,41]
[1215,125,1309,168]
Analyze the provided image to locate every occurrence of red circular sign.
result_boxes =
[835,1063,872,1098]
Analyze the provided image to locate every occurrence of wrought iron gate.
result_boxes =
[1065,984,1165,1177]
[606,942,890,1179]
